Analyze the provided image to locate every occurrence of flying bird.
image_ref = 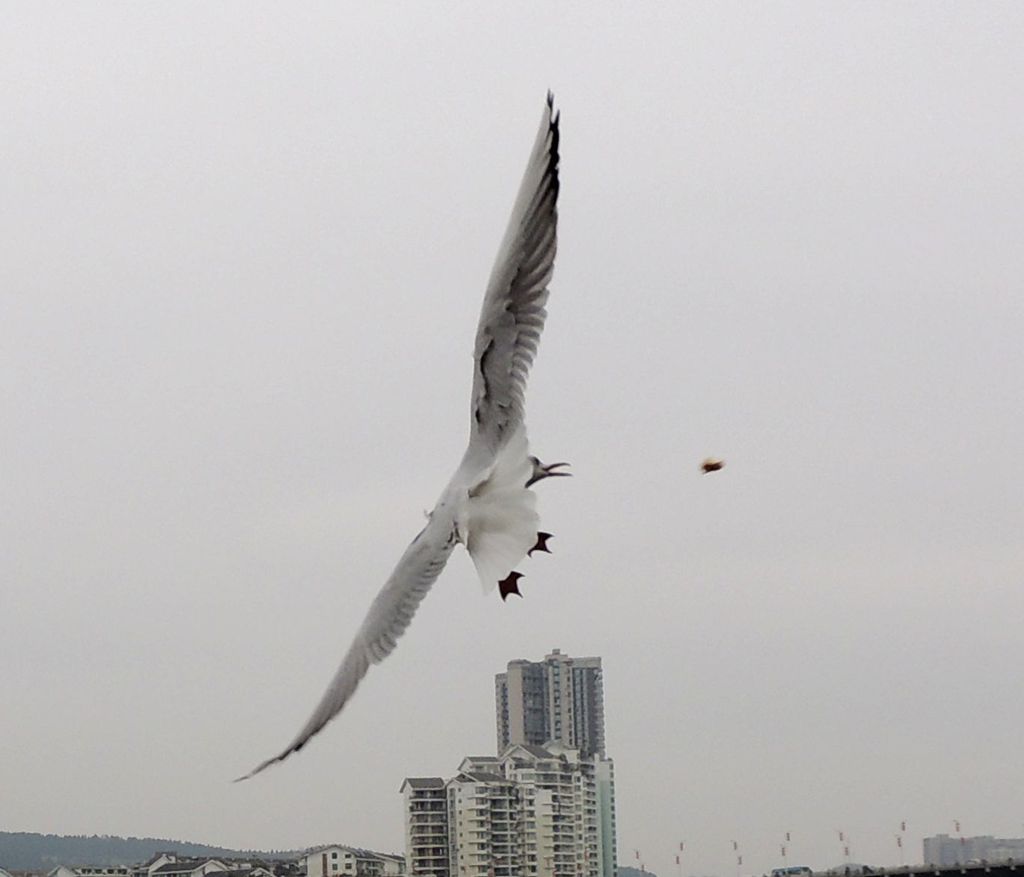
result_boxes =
[237,94,564,781]
[701,457,725,473]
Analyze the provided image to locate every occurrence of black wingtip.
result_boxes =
[544,94,560,203]
[234,740,303,782]
[546,90,560,129]
[234,758,274,783]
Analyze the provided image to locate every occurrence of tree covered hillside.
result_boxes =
[0,833,302,872]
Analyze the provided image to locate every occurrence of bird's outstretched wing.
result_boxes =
[236,524,457,780]
[469,93,560,457]
[238,94,560,780]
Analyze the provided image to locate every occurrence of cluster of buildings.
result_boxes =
[923,836,1024,867]
[401,649,617,877]
[2,650,616,877]
[9,850,404,877]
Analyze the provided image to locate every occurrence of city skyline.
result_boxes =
[8,830,1024,877]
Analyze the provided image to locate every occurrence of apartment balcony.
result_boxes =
[410,814,447,824]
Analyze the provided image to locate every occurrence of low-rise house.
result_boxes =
[206,867,275,877]
[303,846,404,877]
[373,855,404,877]
[131,853,178,877]
[152,861,229,877]
[48,867,133,877]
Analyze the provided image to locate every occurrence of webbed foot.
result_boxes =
[499,571,523,601]
[528,532,553,557]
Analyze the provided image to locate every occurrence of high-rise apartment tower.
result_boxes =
[495,649,605,758]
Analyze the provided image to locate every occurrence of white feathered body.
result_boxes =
[457,426,539,591]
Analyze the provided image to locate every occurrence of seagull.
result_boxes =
[237,94,564,781]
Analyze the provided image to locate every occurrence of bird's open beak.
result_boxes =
[526,460,572,488]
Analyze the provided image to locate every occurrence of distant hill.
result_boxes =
[0,833,304,872]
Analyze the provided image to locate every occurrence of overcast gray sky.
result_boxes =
[3,3,1023,875]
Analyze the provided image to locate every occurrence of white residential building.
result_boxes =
[374,854,405,877]
[446,766,518,877]
[303,846,405,877]
[152,861,230,877]
[208,868,275,877]
[131,853,177,877]
[403,742,616,877]
[593,757,617,877]
[401,777,450,877]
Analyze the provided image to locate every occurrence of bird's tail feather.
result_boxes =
[464,430,538,591]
